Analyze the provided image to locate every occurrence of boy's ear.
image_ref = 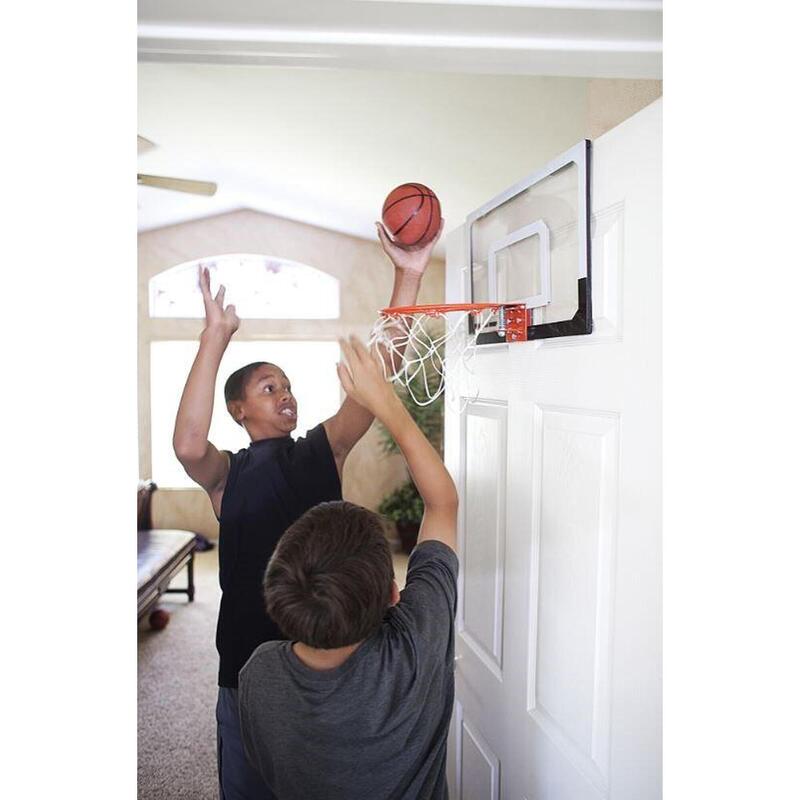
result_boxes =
[227,400,245,425]
[389,580,400,608]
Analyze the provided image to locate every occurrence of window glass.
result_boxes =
[149,254,340,319]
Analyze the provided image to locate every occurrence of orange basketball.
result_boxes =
[382,183,441,248]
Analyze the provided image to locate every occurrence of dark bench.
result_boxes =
[137,481,197,623]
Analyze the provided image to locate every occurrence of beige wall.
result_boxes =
[139,209,444,539]
[587,79,663,139]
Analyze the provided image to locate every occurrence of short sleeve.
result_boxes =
[288,423,342,504]
[390,540,459,663]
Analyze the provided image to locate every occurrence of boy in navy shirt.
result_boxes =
[173,224,441,800]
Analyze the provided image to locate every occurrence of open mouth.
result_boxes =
[279,407,297,419]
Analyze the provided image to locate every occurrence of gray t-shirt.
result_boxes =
[238,539,459,800]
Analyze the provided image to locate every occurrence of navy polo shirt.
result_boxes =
[216,423,342,688]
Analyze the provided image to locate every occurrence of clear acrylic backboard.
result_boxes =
[468,140,592,343]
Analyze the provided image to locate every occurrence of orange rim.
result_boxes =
[380,301,504,316]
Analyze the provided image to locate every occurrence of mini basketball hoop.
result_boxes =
[368,301,529,406]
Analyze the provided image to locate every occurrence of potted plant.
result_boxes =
[378,480,425,555]
[377,369,444,554]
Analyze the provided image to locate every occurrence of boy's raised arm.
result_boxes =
[337,336,457,552]
[173,266,239,508]
[322,221,444,472]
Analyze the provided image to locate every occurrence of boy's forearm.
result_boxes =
[173,328,229,457]
[380,268,423,375]
[377,399,457,510]
[389,268,422,306]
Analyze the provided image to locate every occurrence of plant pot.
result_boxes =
[395,522,420,556]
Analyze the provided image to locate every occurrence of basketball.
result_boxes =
[382,183,441,248]
[149,608,170,630]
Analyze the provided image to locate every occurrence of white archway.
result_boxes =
[149,253,340,319]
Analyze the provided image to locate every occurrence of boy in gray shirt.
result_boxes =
[238,336,459,799]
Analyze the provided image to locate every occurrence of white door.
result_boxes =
[444,99,661,800]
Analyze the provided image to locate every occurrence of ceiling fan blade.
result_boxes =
[138,135,156,155]
[137,173,217,196]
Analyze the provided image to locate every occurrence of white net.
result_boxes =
[368,306,498,406]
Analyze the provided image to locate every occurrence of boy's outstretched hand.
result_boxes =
[376,218,444,276]
[337,336,401,419]
[199,265,240,339]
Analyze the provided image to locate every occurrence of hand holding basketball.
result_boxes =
[337,336,399,417]
[376,218,444,275]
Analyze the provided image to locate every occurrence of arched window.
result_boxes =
[147,252,342,487]
[149,253,340,319]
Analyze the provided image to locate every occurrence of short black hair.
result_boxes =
[223,362,270,405]
[263,501,394,649]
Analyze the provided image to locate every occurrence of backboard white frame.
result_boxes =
[487,219,551,309]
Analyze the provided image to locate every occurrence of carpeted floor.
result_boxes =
[138,546,409,800]
[138,548,221,800]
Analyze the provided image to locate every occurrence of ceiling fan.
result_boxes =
[137,135,217,196]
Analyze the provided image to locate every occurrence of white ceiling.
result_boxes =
[139,0,662,78]
[138,1,662,253]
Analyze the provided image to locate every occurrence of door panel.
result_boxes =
[445,99,662,799]
[458,703,502,800]
[461,402,508,676]
[530,407,618,789]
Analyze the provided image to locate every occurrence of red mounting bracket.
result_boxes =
[499,304,529,342]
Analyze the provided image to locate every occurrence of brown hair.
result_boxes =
[264,501,394,648]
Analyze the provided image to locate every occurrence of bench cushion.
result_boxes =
[137,529,196,589]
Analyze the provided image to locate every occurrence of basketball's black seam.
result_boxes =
[408,196,436,246]
[408,200,433,247]
[382,192,429,215]
[393,194,427,236]
[382,188,435,214]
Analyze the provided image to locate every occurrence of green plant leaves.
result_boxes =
[377,480,424,525]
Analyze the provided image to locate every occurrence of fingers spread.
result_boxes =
[336,359,352,380]
[350,335,374,364]
[215,285,226,306]
[199,265,211,299]
[338,336,353,357]
[338,337,356,370]
[336,361,354,394]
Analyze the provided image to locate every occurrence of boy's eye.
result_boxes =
[264,385,274,393]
